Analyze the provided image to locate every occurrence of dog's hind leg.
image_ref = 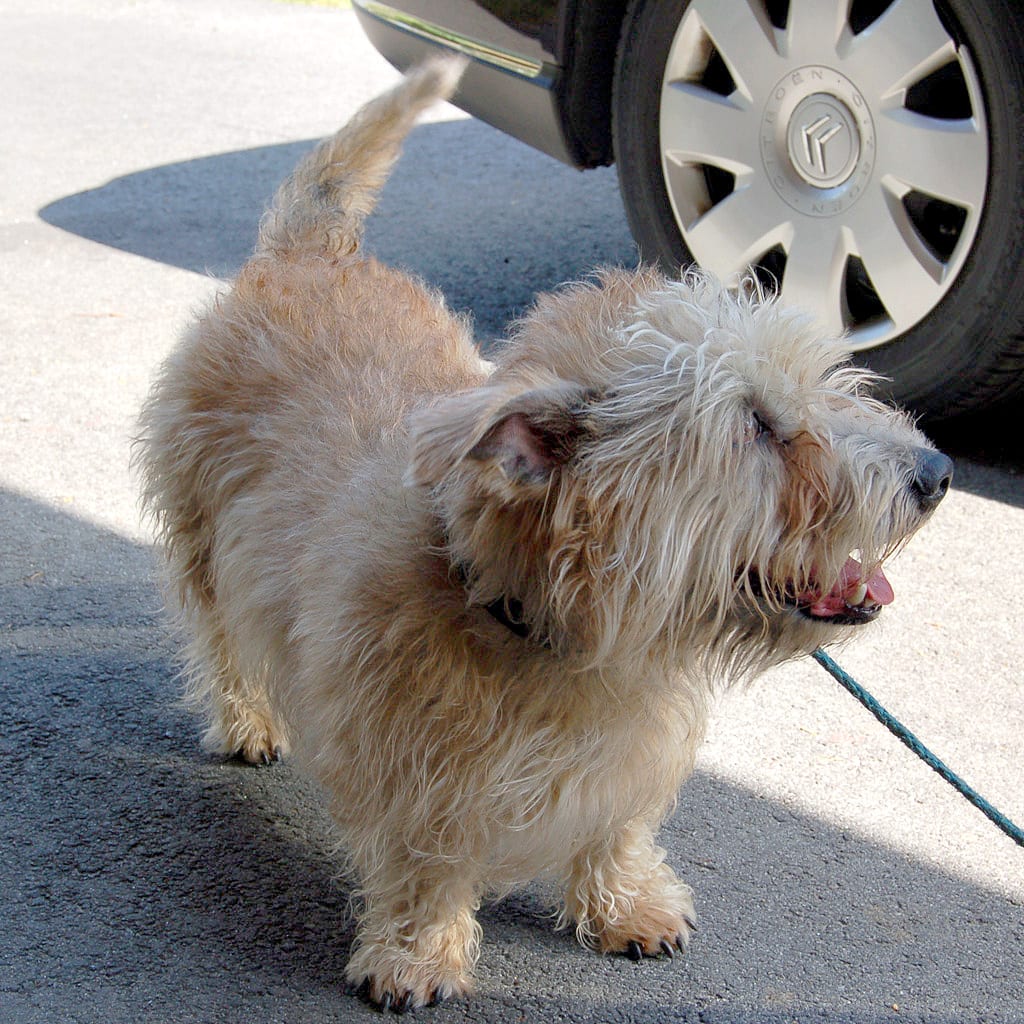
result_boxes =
[183,613,288,765]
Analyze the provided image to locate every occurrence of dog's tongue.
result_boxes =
[860,562,894,606]
[804,557,894,617]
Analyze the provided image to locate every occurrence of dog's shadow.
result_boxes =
[38,119,637,343]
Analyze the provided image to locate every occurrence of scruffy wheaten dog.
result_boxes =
[137,58,952,1010]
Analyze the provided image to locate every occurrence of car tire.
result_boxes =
[612,0,1024,419]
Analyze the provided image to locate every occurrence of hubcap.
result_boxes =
[658,0,988,348]
[762,67,875,215]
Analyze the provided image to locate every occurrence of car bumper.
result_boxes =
[353,0,578,166]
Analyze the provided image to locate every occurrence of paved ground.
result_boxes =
[2,2,1022,1022]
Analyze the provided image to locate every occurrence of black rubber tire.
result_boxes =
[611,0,1024,421]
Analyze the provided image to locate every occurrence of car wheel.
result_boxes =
[612,0,1024,419]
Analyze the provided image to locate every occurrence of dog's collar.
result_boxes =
[452,562,549,647]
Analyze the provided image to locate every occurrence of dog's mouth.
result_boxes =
[795,556,894,625]
[753,556,895,626]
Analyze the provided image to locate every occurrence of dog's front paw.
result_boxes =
[348,953,472,1012]
[597,894,698,961]
[345,904,479,1011]
[352,971,469,1012]
[566,846,698,963]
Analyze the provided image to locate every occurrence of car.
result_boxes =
[353,0,1024,420]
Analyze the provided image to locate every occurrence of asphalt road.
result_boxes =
[2,2,1022,1022]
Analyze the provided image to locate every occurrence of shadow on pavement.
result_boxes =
[927,404,1024,507]
[38,119,637,342]
[3,487,1021,1023]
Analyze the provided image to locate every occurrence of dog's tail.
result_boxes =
[256,55,467,258]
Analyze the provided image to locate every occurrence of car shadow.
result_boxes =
[927,404,1024,506]
[38,119,637,343]
[3,487,1021,1022]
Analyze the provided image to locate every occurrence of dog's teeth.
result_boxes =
[849,582,868,606]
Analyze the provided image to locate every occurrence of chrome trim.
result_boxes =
[355,0,545,79]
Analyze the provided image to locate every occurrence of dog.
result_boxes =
[136,57,952,1011]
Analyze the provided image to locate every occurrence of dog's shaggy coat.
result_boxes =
[137,57,951,1009]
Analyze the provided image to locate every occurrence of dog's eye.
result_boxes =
[744,409,772,444]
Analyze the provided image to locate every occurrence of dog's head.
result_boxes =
[408,269,950,677]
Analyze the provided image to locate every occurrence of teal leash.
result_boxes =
[812,648,1024,848]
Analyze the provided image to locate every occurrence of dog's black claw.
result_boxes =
[659,938,675,959]
[684,913,698,933]
[625,939,644,962]
[675,934,687,953]
[273,745,284,762]
[394,991,414,1015]
[260,751,272,766]
[428,988,447,1007]
[379,991,393,1013]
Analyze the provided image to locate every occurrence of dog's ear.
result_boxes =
[407,381,595,489]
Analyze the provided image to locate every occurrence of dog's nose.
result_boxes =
[911,448,954,511]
